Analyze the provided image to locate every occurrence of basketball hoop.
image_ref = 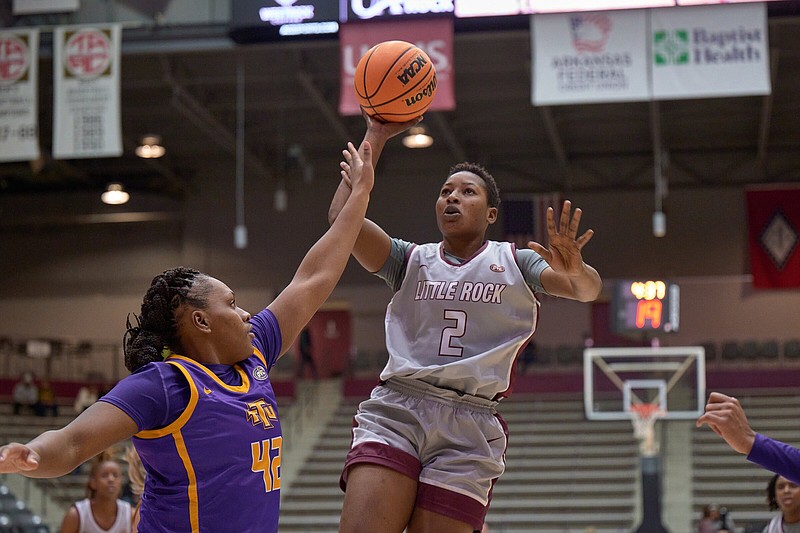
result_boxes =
[630,403,666,456]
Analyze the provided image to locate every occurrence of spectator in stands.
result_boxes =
[59,449,132,533]
[517,341,538,374]
[697,503,735,532]
[73,385,99,415]
[329,115,602,533]
[763,474,800,533]
[123,446,145,533]
[36,379,58,417]
[697,392,800,488]
[12,371,39,416]
[0,140,375,533]
[295,326,318,380]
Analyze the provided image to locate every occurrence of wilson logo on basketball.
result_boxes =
[490,264,505,273]
[396,54,428,85]
[405,74,437,108]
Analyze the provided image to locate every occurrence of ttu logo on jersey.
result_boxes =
[246,399,279,429]
[252,365,268,381]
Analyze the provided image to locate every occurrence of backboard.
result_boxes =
[584,346,706,420]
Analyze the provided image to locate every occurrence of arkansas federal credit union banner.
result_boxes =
[338,18,455,116]
[53,24,122,159]
[0,28,40,163]
[532,9,650,105]
[650,3,770,100]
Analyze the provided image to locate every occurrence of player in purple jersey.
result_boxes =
[329,115,602,533]
[0,141,375,533]
[698,392,800,486]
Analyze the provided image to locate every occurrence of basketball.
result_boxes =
[354,40,437,123]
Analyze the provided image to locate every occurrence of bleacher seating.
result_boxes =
[278,393,638,533]
[0,485,49,533]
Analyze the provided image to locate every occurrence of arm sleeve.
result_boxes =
[515,248,549,294]
[99,363,189,431]
[747,433,800,485]
[375,238,415,293]
[249,308,282,370]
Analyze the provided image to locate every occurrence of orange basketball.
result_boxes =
[354,40,437,123]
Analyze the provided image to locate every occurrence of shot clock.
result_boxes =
[612,279,680,333]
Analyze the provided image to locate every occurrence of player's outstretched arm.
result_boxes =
[327,112,419,273]
[531,200,602,302]
[0,402,138,478]
[695,392,757,454]
[270,142,374,356]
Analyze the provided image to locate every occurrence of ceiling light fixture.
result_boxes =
[101,183,130,205]
[402,126,433,149]
[135,134,166,158]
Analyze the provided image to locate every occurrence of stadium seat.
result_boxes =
[761,340,779,360]
[784,339,800,360]
[720,341,740,362]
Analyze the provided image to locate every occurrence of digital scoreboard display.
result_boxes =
[612,280,680,333]
[230,0,339,42]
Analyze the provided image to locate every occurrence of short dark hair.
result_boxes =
[767,474,780,511]
[448,162,500,209]
[123,267,209,372]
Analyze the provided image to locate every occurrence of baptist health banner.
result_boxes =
[650,3,770,99]
[0,28,40,162]
[532,3,769,105]
[339,18,455,116]
[53,24,122,159]
[532,10,650,105]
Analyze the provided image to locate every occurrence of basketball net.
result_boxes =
[630,403,666,457]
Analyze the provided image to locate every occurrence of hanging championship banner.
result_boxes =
[0,28,40,163]
[746,186,800,289]
[338,18,455,116]
[53,24,123,159]
[532,9,650,105]
[650,3,770,100]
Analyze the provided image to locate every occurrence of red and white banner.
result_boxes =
[53,24,122,159]
[339,18,455,116]
[745,186,800,289]
[532,9,650,105]
[0,28,40,162]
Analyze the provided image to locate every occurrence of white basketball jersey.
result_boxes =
[74,498,132,533]
[381,241,539,399]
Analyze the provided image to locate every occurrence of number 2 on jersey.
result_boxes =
[439,309,466,357]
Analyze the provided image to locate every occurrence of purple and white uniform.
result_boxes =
[102,308,282,533]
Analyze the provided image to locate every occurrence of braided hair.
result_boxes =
[448,162,501,209]
[124,267,209,372]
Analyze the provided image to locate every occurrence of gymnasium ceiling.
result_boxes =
[2,3,800,208]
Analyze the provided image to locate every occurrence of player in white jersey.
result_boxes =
[328,115,602,533]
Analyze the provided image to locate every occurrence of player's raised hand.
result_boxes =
[527,200,595,277]
[361,107,422,143]
[0,443,41,473]
[340,141,374,195]
[696,392,757,455]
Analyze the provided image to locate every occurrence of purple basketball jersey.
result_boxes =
[133,350,283,532]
